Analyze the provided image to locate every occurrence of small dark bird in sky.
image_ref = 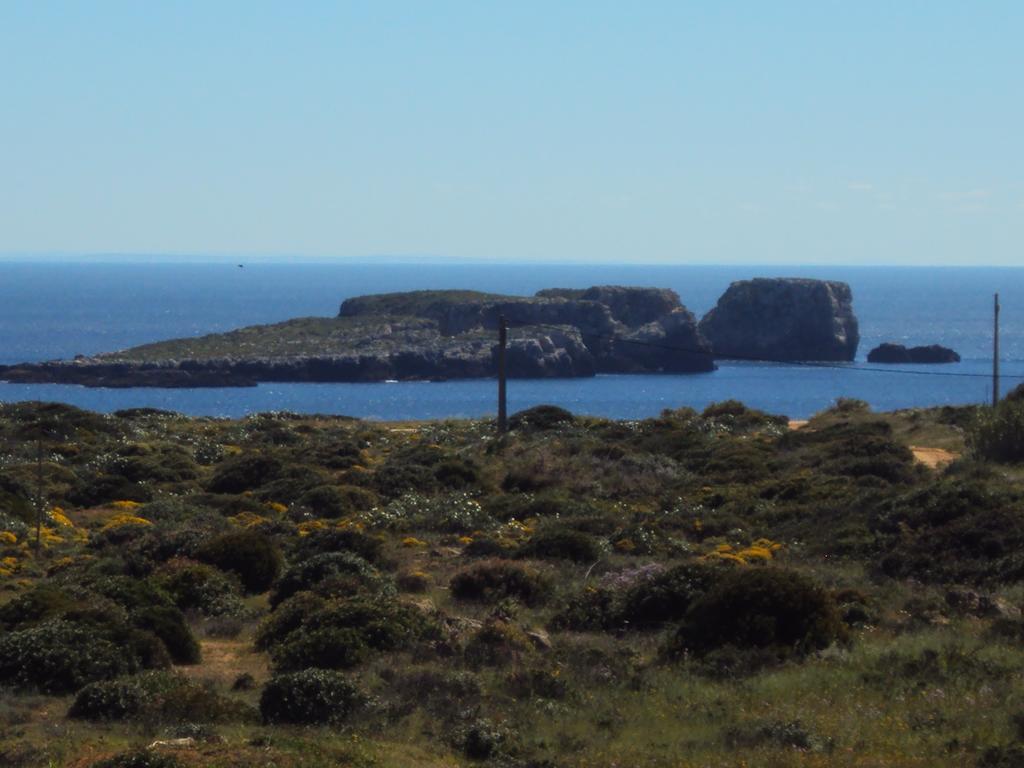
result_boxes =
[238,264,244,268]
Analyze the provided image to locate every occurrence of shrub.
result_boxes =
[671,568,845,660]
[259,669,363,725]
[89,750,184,768]
[69,677,149,721]
[298,485,356,517]
[390,667,482,717]
[433,457,482,490]
[69,671,253,724]
[0,619,137,694]
[873,477,1024,584]
[290,526,384,565]
[266,596,434,672]
[205,453,284,494]
[450,560,552,606]
[130,606,201,665]
[254,591,327,651]
[617,560,722,628]
[397,570,430,593]
[508,405,575,431]
[0,584,77,631]
[464,618,533,667]
[971,401,1024,463]
[701,401,788,432]
[155,560,247,617]
[195,529,282,594]
[458,717,514,760]
[106,443,199,484]
[271,626,369,672]
[270,551,390,608]
[517,524,603,563]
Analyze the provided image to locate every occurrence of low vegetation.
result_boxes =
[1,398,1023,767]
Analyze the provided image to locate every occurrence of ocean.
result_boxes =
[0,262,1021,420]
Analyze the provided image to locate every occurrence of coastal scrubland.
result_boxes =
[1,395,1024,767]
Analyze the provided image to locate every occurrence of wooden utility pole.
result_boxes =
[993,293,1001,406]
[497,315,508,434]
[34,434,43,551]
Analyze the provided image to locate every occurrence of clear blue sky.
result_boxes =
[1,1,1021,265]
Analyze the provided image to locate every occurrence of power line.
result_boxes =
[503,319,1024,382]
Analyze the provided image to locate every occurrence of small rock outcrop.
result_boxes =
[699,278,859,362]
[867,343,960,364]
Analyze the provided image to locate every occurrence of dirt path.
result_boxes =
[786,419,958,469]
[910,446,959,469]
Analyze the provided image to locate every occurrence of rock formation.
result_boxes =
[699,278,859,362]
[867,343,960,364]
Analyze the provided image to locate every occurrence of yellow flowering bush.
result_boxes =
[297,519,329,537]
[111,500,142,511]
[101,514,153,532]
[402,536,428,548]
[229,511,272,529]
[701,539,783,565]
[49,508,75,527]
[0,531,17,546]
[266,501,289,515]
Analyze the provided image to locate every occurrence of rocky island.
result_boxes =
[0,278,860,387]
[867,343,961,364]
[699,278,859,361]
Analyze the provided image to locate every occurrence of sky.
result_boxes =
[1,1,1022,265]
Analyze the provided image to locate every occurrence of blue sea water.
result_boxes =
[0,261,1021,420]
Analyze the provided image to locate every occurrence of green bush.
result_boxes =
[508,405,575,431]
[971,400,1024,463]
[130,606,200,665]
[617,560,721,628]
[259,669,363,725]
[106,443,199,484]
[517,524,603,563]
[290,526,384,564]
[270,551,390,608]
[0,584,77,631]
[0,619,137,694]
[458,717,514,760]
[271,626,369,672]
[671,568,845,660]
[265,595,434,672]
[89,750,184,768]
[69,670,253,724]
[195,529,282,594]
[205,453,284,494]
[873,477,1024,584]
[464,617,533,667]
[155,560,247,617]
[450,559,552,606]
[299,483,379,517]
[254,591,327,651]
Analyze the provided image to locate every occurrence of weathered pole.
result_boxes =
[993,293,1001,406]
[497,315,508,434]
[34,434,43,551]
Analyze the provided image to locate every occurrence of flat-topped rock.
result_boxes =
[699,278,859,362]
[867,343,960,364]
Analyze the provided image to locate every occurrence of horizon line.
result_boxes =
[0,252,1022,269]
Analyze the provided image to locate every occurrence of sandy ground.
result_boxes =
[909,446,960,469]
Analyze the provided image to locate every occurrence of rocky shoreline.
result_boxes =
[0,279,860,388]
